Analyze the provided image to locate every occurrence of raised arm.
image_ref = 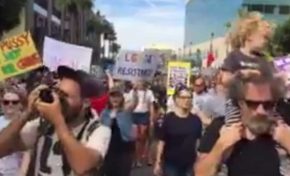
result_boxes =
[35,93,111,175]
[0,113,29,157]
[105,70,115,89]
[0,84,44,157]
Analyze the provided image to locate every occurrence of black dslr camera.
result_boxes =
[38,88,69,135]
[39,88,54,103]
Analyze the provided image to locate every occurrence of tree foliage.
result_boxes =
[111,42,121,54]
[0,0,26,36]
[269,17,290,56]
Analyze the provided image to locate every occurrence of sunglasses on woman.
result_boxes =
[2,100,20,106]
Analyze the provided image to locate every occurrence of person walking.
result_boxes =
[154,85,202,176]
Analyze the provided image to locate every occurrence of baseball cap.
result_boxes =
[57,66,104,98]
[109,86,123,96]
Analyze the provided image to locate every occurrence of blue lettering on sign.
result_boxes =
[117,67,152,77]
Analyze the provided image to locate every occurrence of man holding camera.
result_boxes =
[195,72,290,176]
[0,66,111,176]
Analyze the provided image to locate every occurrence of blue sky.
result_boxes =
[93,0,244,50]
[94,0,185,50]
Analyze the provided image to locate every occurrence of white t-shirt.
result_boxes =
[166,96,174,113]
[0,116,22,176]
[20,118,111,176]
[129,89,155,113]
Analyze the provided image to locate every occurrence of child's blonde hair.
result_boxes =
[227,12,273,49]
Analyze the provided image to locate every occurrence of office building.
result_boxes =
[3,0,62,50]
[184,0,242,47]
[242,0,290,24]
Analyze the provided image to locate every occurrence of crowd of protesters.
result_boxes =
[0,12,288,176]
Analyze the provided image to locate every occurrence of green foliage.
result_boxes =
[86,17,104,35]
[268,17,290,57]
[86,14,116,39]
[111,42,120,53]
[0,0,27,36]
[56,0,93,13]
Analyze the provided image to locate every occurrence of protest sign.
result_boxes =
[0,32,41,79]
[273,56,290,85]
[273,56,290,72]
[43,37,92,72]
[167,61,191,95]
[112,51,158,81]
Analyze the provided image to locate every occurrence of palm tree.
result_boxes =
[55,0,93,43]
[55,0,70,40]
[102,21,116,58]
[111,42,121,58]
[47,0,53,36]
[225,22,232,54]
[77,0,93,42]
[86,13,107,62]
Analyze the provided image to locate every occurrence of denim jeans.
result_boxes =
[163,163,193,176]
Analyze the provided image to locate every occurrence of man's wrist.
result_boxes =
[216,138,230,152]
[53,114,66,128]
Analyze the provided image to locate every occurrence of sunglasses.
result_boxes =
[178,95,192,100]
[244,100,276,111]
[194,84,204,87]
[2,100,20,106]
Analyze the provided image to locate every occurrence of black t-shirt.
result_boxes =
[154,116,164,139]
[107,119,134,154]
[198,117,282,176]
[159,112,202,167]
[222,50,273,77]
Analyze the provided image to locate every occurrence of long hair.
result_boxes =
[227,12,273,50]
[107,95,125,110]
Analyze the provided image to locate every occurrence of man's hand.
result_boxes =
[272,121,290,150]
[27,85,48,113]
[218,123,243,151]
[35,92,64,125]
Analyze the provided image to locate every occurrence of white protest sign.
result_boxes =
[43,37,92,72]
[113,50,158,81]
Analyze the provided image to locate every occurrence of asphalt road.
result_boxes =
[130,158,290,176]
[131,166,153,176]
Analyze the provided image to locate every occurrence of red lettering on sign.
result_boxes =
[131,53,138,63]
[0,33,30,52]
[17,53,41,69]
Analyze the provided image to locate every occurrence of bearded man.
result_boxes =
[195,72,290,176]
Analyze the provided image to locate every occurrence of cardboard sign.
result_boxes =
[273,56,290,72]
[43,37,92,72]
[113,51,158,81]
[167,61,191,95]
[0,32,41,79]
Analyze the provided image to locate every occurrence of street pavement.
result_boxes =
[130,158,290,176]
[131,166,153,176]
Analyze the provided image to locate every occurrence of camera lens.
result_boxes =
[39,89,54,103]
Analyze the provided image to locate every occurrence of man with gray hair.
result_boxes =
[195,72,290,176]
